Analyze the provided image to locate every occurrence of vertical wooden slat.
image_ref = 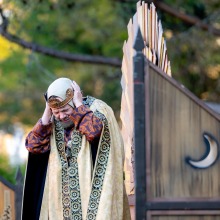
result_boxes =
[0,180,16,220]
[133,27,146,220]
[121,2,173,218]
[144,3,149,46]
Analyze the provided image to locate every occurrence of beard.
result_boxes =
[59,118,74,129]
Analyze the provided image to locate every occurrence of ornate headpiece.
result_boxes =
[47,88,74,109]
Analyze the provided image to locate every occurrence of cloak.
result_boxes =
[22,96,131,220]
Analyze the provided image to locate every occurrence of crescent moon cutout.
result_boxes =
[186,133,219,169]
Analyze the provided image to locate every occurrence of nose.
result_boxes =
[59,112,66,121]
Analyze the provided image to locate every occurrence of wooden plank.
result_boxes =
[134,28,146,220]
[150,210,220,215]
[0,181,15,220]
[157,20,163,66]
[152,216,220,220]
[144,3,149,45]
[148,62,220,119]
[147,200,220,210]
[148,65,220,199]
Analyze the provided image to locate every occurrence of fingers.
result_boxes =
[72,81,83,96]
[71,81,81,92]
[45,102,52,113]
[71,81,83,108]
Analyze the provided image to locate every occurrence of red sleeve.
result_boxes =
[25,119,52,154]
[69,105,103,142]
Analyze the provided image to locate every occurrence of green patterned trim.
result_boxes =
[86,110,111,220]
[54,120,83,220]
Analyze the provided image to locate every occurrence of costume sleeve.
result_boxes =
[25,119,52,154]
[69,105,103,142]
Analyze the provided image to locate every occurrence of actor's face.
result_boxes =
[51,103,74,123]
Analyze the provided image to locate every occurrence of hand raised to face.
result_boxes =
[41,101,53,125]
[71,81,83,108]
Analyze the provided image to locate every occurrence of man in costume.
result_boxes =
[22,77,131,220]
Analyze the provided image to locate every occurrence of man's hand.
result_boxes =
[42,102,52,125]
[71,81,83,108]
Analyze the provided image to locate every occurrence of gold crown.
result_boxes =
[48,88,74,109]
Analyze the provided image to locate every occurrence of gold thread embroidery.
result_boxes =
[54,120,83,219]
[86,110,110,219]
[48,88,74,109]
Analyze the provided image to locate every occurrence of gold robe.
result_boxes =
[39,97,131,220]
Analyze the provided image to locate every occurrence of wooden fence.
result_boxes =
[133,28,220,220]
[0,168,23,220]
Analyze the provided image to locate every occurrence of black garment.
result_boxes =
[22,151,50,220]
[22,141,99,220]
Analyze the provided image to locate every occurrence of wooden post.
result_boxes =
[15,167,23,220]
[133,27,146,220]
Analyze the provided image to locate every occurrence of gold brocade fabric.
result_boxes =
[40,97,131,220]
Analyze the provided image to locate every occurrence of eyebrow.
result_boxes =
[53,107,69,113]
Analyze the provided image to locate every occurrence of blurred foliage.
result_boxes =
[0,0,130,131]
[0,153,26,184]
[161,0,220,101]
[0,0,219,132]
[0,0,220,182]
